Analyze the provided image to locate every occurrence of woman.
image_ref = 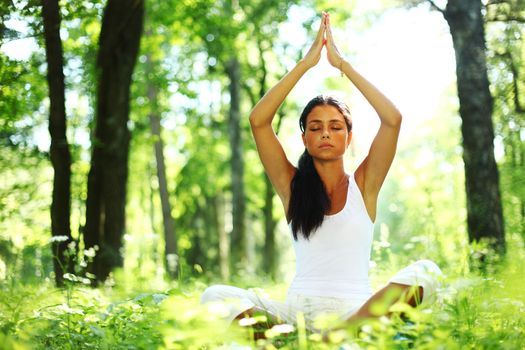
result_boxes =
[201,12,441,332]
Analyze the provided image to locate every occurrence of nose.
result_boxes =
[321,128,330,139]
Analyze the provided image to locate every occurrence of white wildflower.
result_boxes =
[84,247,96,258]
[238,317,257,327]
[271,324,295,334]
[63,273,78,282]
[67,241,76,250]
[49,235,69,243]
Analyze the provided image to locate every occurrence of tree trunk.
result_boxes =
[500,48,525,245]
[147,164,162,279]
[444,0,505,254]
[187,210,204,271]
[216,192,229,280]
[225,57,247,272]
[42,0,73,287]
[255,38,276,279]
[262,110,286,279]
[521,200,525,241]
[84,0,144,284]
[148,83,178,279]
[263,174,277,279]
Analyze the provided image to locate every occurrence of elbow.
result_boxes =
[249,113,258,128]
[394,112,402,127]
[387,112,402,128]
[249,112,264,129]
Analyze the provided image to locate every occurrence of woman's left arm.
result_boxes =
[325,13,402,203]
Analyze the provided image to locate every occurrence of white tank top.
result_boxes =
[288,173,375,301]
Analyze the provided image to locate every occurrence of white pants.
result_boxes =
[200,259,442,330]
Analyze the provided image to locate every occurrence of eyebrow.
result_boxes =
[308,119,345,124]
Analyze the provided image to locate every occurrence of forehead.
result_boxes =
[307,104,345,123]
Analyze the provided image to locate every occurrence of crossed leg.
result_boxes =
[346,282,423,324]
[235,283,424,337]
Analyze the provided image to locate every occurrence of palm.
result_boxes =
[326,42,341,67]
[304,44,322,67]
[302,13,326,69]
[325,13,342,69]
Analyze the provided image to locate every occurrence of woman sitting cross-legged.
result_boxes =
[201,11,442,336]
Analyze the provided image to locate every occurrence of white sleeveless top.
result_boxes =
[288,173,375,301]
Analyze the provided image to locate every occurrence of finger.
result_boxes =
[326,16,336,47]
[314,13,326,44]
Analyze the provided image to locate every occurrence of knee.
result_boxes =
[413,259,442,277]
[200,284,227,304]
[412,259,443,303]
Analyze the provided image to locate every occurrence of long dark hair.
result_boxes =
[288,95,352,240]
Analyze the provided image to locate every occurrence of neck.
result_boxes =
[313,159,347,194]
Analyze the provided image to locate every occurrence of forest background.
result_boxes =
[0,0,524,349]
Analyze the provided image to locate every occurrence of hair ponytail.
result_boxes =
[288,150,331,240]
[288,95,352,240]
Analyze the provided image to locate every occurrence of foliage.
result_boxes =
[486,19,525,244]
[0,52,47,148]
[1,0,525,348]
[372,94,468,280]
[0,145,53,282]
[0,236,524,349]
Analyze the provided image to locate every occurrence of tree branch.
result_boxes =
[426,0,445,14]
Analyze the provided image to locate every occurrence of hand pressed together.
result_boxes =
[301,12,345,71]
[301,12,326,69]
[324,12,345,70]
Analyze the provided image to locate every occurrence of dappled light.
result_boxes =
[1,0,524,349]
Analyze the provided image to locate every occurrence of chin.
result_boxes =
[312,154,343,162]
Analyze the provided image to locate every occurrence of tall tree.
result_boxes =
[225,56,247,270]
[414,0,506,254]
[163,0,298,277]
[214,0,247,272]
[127,0,189,280]
[487,19,525,245]
[215,192,229,280]
[84,0,144,283]
[444,0,505,254]
[146,69,179,279]
[262,111,286,279]
[241,0,299,277]
[243,51,286,279]
[42,0,74,287]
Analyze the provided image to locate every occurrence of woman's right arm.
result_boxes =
[249,61,308,205]
[249,13,326,207]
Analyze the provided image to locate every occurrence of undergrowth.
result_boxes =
[1,242,524,349]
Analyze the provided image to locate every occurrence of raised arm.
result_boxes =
[325,13,402,220]
[250,13,326,208]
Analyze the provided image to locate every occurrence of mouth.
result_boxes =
[319,143,333,149]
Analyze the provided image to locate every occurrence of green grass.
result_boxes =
[1,246,524,349]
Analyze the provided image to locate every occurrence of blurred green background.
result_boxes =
[0,0,524,348]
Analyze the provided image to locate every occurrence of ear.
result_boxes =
[302,133,307,147]
[346,131,352,148]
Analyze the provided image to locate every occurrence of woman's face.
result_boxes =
[302,104,352,161]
